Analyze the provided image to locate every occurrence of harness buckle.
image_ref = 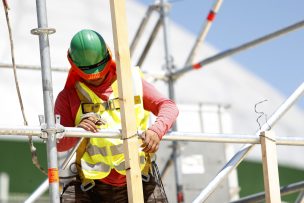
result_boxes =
[80,180,95,191]
[107,98,120,110]
[106,100,111,110]
[142,174,150,182]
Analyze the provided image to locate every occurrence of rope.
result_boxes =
[152,161,169,203]
[2,0,47,176]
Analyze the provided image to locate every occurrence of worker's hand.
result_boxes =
[77,113,107,133]
[77,116,99,133]
[141,129,160,153]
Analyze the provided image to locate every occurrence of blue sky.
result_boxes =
[138,0,304,109]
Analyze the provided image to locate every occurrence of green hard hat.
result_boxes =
[69,29,109,74]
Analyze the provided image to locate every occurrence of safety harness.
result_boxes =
[74,67,152,191]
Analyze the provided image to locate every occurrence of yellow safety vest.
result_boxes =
[74,67,150,180]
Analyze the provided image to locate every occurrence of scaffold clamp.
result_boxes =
[39,115,47,139]
[31,27,56,35]
[55,115,65,140]
[38,114,65,139]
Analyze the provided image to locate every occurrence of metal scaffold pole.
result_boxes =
[173,19,304,79]
[159,0,184,202]
[184,0,223,66]
[193,82,304,203]
[2,127,304,146]
[230,181,304,203]
[130,5,154,56]
[136,17,162,67]
[32,0,60,202]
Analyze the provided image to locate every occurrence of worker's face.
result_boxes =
[84,75,106,86]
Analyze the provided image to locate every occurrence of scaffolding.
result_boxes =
[2,85,304,202]
[1,0,304,202]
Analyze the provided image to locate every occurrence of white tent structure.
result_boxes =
[0,0,303,202]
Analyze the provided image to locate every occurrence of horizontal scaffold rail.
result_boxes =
[230,180,304,203]
[0,126,304,146]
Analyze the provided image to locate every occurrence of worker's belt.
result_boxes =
[81,96,141,114]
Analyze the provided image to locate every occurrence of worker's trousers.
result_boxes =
[60,173,167,203]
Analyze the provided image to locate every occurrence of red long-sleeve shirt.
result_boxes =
[55,77,178,186]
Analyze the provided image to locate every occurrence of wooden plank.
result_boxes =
[109,1,144,203]
[260,131,281,203]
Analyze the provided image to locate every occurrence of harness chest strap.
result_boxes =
[81,96,141,114]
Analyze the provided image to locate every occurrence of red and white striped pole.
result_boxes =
[184,0,223,66]
[173,19,304,79]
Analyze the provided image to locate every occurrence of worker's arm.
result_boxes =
[55,89,80,152]
[141,79,179,153]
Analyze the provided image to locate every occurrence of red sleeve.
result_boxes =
[55,89,80,152]
[142,79,179,139]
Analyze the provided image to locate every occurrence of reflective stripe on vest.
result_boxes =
[81,154,146,173]
[86,143,107,156]
[75,67,150,180]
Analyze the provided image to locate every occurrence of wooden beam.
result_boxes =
[109,1,144,203]
[260,131,281,203]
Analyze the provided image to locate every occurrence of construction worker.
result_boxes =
[55,29,179,203]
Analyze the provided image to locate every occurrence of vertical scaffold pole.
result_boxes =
[33,0,59,202]
[159,0,184,202]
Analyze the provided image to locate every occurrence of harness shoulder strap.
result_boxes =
[74,82,96,190]
[75,82,92,103]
